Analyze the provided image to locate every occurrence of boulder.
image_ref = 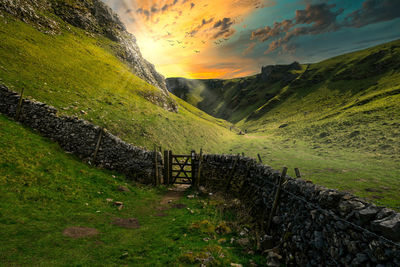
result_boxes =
[371,213,400,241]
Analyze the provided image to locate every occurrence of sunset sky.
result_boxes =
[102,0,400,79]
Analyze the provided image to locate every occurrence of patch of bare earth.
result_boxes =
[62,226,99,238]
[160,190,185,205]
[155,185,188,215]
[171,203,187,209]
[112,218,140,229]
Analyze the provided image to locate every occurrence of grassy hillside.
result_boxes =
[0,12,235,153]
[167,40,400,156]
[240,40,400,156]
[0,114,267,266]
[166,40,400,209]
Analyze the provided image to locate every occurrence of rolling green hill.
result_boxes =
[241,40,400,157]
[167,40,400,157]
[0,1,235,154]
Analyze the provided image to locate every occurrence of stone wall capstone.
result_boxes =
[200,154,400,266]
[0,84,162,183]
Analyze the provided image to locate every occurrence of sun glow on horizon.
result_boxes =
[105,0,272,79]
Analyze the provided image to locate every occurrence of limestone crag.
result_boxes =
[261,61,302,84]
[0,0,177,111]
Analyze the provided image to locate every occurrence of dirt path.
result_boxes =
[156,185,189,216]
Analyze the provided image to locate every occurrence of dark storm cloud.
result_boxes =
[213,17,235,39]
[250,0,400,54]
[344,0,400,28]
[294,3,342,33]
[251,3,342,45]
[251,20,293,42]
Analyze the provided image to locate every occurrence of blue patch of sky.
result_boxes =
[231,0,400,67]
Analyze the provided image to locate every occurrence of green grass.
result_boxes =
[0,114,266,266]
[0,12,235,154]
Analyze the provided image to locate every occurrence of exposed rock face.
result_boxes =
[0,0,177,111]
[261,61,302,84]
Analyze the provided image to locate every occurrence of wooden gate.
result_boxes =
[164,150,196,185]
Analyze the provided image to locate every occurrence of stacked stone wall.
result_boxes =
[0,85,162,183]
[200,154,400,266]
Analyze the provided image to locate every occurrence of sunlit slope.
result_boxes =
[0,14,235,153]
[241,39,400,155]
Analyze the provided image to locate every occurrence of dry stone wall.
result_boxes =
[200,154,400,266]
[0,85,162,183]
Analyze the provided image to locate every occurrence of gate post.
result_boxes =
[196,148,203,189]
[164,150,169,185]
[168,150,173,185]
[154,146,159,186]
[191,150,196,187]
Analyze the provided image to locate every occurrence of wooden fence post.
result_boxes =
[225,153,240,192]
[15,88,24,121]
[92,127,103,163]
[294,168,301,178]
[154,146,159,186]
[196,148,203,189]
[164,150,169,185]
[168,150,173,185]
[191,150,196,186]
[257,153,263,163]
[265,167,287,234]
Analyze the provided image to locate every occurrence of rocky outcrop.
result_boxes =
[261,61,302,84]
[0,0,177,111]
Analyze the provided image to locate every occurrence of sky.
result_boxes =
[102,0,400,79]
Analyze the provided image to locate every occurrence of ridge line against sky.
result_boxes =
[102,0,400,79]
